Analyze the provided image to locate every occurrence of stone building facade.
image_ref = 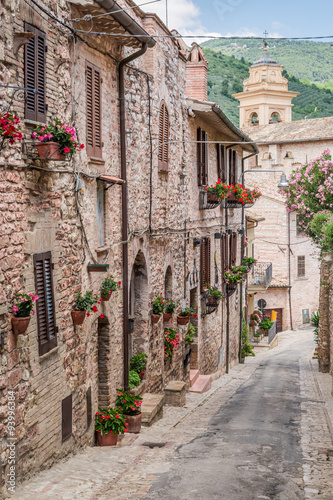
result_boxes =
[0,0,257,492]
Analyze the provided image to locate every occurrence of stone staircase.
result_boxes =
[141,393,165,427]
[189,369,211,394]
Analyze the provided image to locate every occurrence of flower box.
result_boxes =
[35,141,66,161]
[225,283,237,297]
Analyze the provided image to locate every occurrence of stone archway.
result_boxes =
[97,315,111,408]
[129,250,149,358]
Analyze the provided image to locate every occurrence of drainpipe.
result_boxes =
[288,211,293,330]
[119,44,148,391]
[239,151,257,362]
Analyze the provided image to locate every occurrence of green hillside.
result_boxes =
[203,48,333,126]
[202,39,333,84]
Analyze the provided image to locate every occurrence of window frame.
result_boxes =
[297,255,306,277]
[200,237,211,292]
[217,144,227,183]
[158,102,169,171]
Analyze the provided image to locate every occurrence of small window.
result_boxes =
[285,151,293,159]
[250,113,259,126]
[97,182,105,247]
[200,237,211,292]
[302,309,310,324]
[262,152,272,160]
[270,112,280,123]
[62,394,72,442]
[24,23,46,123]
[86,61,102,158]
[228,149,237,186]
[197,128,208,186]
[33,251,57,355]
[158,103,169,171]
[217,144,226,183]
[297,256,305,277]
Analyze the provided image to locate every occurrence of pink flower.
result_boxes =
[33,310,36,315]
[12,305,19,313]
[38,136,44,142]
[63,147,70,154]
[32,132,37,139]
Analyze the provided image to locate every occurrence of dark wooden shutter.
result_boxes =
[200,237,211,291]
[24,23,46,123]
[228,149,237,185]
[86,387,92,428]
[297,256,305,277]
[197,128,208,186]
[221,233,227,274]
[86,61,102,158]
[62,395,72,442]
[217,144,226,183]
[230,233,237,267]
[158,103,169,171]
[33,251,57,356]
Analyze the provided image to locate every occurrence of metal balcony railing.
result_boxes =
[249,262,273,288]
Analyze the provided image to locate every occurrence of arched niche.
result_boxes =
[164,265,172,301]
[97,315,111,408]
[129,250,149,358]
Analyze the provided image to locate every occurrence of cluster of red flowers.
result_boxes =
[164,328,180,359]
[0,113,23,144]
[205,181,262,205]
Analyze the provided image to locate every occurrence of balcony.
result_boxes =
[248,262,272,292]
[199,187,222,210]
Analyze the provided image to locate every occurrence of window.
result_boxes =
[228,149,237,186]
[62,394,72,442]
[200,237,211,292]
[86,61,102,158]
[33,251,57,355]
[97,182,105,247]
[270,112,280,123]
[158,103,169,171]
[251,113,259,126]
[24,23,46,123]
[197,128,208,186]
[297,256,305,277]
[230,232,237,268]
[217,144,227,183]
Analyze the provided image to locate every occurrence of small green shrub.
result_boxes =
[129,370,141,389]
[130,353,147,374]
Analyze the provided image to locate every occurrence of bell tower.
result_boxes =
[233,42,299,128]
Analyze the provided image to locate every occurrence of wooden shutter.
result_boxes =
[230,232,237,267]
[200,237,211,291]
[197,128,208,186]
[33,251,57,356]
[221,233,227,274]
[228,149,237,185]
[24,23,46,123]
[86,61,102,158]
[297,256,305,277]
[217,144,226,183]
[158,103,169,171]
[86,387,92,428]
[62,394,72,442]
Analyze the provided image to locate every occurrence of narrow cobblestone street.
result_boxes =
[10,329,333,500]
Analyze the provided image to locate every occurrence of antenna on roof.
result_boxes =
[166,0,168,28]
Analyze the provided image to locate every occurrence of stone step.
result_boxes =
[189,374,211,394]
[190,369,200,387]
[141,393,165,427]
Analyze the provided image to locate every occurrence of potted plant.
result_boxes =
[242,257,256,269]
[95,407,128,446]
[116,390,143,433]
[71,291,99,325]
[151,294,165,324]
[213,180,232,200]
[177,306,196,326]
[130,353,147,380]
[129,371,141,389]
[204,184,221,203]
[164,328,180,361]
[101,275,121,301]
[206,284,224,306]
[11,291,39,335]
[241,318,255,362]
[0,112,23,146]
[32,118,84,160]
[258,315,274,336]
[163,299,178,323]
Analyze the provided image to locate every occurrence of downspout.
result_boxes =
[239,151,257,362]
[288,211,293,330]
[225,145,234,374]
[119,43,148,391]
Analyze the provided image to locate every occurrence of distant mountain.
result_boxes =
[202,48,333,126]
[202,39,333,84]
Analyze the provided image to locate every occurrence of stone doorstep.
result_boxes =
[190,369,200,387]
[141,393,165,427]
[164,381,186,407]
[189,374,211,394]
[132,380,147,397]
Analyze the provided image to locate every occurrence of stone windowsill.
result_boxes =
[39,345,59,362]
[295,276,308,281]
[24,119,45,127]
[87,157,105,165]
[95,245,109,254]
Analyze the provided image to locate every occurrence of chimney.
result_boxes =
[185,43,208,101]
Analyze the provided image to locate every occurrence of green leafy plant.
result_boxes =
[311,311,319,344]
[185,324,196,346]
[101,275,121,298]
[164,299,179,314]
[241,317,255,357]
[231,265,249,276]
[12,291,38,317]
[129,353,147,375]
[32,118,84,155]
[206,284,224,300]
[243,257,256,267]
[151,294,165,315]
[95,407,128,436]
[224,270,243,284]
[258,315,274,335]
[116,390,142,415]
[73,291,99,313]
[128,370,141,389]
[164,328,180,359]
[178,306,197,317]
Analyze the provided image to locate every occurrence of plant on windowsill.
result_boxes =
[31,118,84,160]
[163,299,179,323]
[101,275,121,301]
[11,291,39,335]
[71,291,100,326]
[130,353,148,380]
[164,328,180,362]
[0,112,23,150]
[95,407,128,446]
[177,306,197,326]
[151,294,165,324]
[116,390,143,433]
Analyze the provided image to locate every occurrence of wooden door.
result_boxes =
[265,308,283,333]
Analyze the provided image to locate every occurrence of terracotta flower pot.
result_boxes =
[97,432,118,446]
[177,314,189,326]
[101,291,112,302]
[207,193,220,203]
[207,296,218,307]
[35,141,66,161]
[227,192,244,207]
[11,316,30,335]
[152,313,161,324]
[163,312,173,323]
[125,413,142,433]
[71,310,86,326]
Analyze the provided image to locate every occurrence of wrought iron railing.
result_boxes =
[249,262,272,287]
[199,187,222,210]
[268,321,277,344]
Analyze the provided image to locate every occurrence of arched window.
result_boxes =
[158,103,169,171]
[164,266,172,301]
[270,112,280,123]
[250,112,259,126]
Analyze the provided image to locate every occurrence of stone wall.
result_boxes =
[318,254,333,374]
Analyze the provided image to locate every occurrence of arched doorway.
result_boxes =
[97,315,111,408]
[129,251,149,358]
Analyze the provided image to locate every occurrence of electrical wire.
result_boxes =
[67,0,162,22]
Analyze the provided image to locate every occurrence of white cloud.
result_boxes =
[140,0,200,32]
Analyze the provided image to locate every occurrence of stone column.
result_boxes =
[318,254,332,373]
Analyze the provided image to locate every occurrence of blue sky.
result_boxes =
[141,0,333,42]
